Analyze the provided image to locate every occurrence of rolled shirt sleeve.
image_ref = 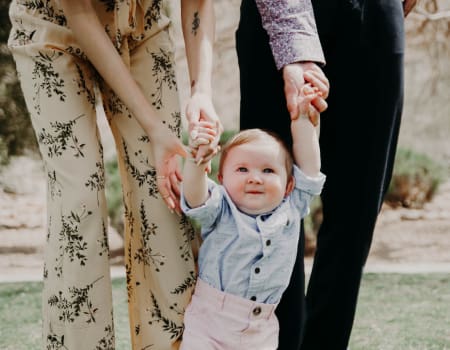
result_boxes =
[255,0,325,69]
[291,165,326,217]
[181,179,225,239]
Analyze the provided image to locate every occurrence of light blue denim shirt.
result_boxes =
[181,165,325,304]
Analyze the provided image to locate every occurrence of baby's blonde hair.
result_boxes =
[218,128,293,176]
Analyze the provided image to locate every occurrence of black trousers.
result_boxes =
[236,0,405,349]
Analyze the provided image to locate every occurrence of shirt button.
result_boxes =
[266,239,271,246]
[253,306,262,316]
[250,296,257,301]
[255,267,260,274]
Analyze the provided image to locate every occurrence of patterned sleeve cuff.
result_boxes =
[271,35,325,70]
[255,0,325,70]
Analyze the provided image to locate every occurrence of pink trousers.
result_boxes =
[180,278,279,350]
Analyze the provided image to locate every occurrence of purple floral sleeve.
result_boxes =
[255,0,325,70]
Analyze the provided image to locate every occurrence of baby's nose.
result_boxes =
[247,173,263,184]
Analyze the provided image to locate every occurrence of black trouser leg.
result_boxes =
[236,0,293,145]
[301,1,405,349]
[236,1,305,349]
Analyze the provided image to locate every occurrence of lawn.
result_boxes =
[0,273,449,349]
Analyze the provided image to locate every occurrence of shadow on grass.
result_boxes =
[0,274,449,349]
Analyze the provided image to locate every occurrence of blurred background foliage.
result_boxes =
[0,0,38,165]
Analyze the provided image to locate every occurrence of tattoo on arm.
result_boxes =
[191,11,200,35]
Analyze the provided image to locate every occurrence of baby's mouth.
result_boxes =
[246,190,263,194]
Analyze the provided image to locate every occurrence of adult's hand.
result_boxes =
[283,62,329,125]
[148,125,188,215]
[185,92,223,164]
[403,0,417,17]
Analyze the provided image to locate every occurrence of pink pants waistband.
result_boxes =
[193,278,278,320]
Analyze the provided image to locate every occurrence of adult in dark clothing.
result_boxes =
[236,0,416,349]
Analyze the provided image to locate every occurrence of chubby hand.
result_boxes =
[188,121,220,166]
[186,92,223,164]
[291,84,322,125]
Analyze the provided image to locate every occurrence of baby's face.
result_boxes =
[220,139,291,215]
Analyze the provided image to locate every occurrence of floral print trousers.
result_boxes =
[8,1,196,349]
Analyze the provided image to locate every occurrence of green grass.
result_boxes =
[0,278,131,349]
[350,274,450,350]
[0,274,449,349]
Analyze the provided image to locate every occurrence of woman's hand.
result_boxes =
[148,125,188,215]
[61,0,187,211]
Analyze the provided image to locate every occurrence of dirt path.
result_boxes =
[363,179,450,272]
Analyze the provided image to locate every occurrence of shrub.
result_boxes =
[0,3,38,165]
[385,147,446,209]
[105,158,124,238]
[303,147,447,255]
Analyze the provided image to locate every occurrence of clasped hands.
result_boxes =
[155,63,329,213]
[283,62,329,126]
[153,91,222,214]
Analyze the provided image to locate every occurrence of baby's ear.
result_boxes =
[285,175,295,197]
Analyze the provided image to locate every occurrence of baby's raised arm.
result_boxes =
[290,86,322,177]
[183,122,218,208]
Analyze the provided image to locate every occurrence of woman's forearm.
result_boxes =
[181,0,215,96]
[60,0,158,134]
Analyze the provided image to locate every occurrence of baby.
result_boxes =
[180,86,325,349]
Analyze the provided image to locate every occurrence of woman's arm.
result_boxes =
[60,0,186,211]
[181,0,214,98]
[61,0,161,134]
[181,0,222,164]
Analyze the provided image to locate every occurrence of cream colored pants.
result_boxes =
[8,1,196,349]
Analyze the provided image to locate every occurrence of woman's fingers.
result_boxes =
[157,174,176,212]
[168,173,182,215]
[153,140,185,214]
[304,70,329,100]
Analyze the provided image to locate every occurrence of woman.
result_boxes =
[8,0,219,349]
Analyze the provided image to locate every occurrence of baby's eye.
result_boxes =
[237,167,248,172]
[263,168,274,173]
